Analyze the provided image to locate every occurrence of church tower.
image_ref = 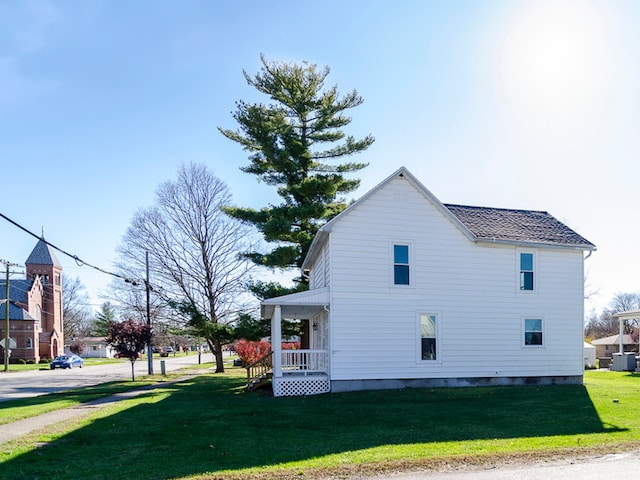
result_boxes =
[25,236,63,359]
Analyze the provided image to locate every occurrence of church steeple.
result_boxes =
[25,236,62,269]
[25,233,63,359]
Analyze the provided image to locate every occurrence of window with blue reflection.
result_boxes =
[393,244,410,285]
[520,253,534,291]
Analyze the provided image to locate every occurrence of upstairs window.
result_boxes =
[519,252,534,291]
[393,244,410,285]
[524,318,543,346]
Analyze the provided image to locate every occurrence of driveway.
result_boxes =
[0,353,215,402]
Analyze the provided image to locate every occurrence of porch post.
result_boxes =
[272,305,282,378]
[619,316,624,354]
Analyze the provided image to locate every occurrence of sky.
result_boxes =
[1,0,639,316]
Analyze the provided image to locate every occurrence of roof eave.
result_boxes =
[475,237,597,251]
[302,229,330,272]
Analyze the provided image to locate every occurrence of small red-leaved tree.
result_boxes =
[69,341,86,356]
[106,319,152,381]
[234,339,271,366]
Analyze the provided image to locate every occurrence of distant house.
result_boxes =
[591,334,638,359]
[260,167,596,396]
[68,337,115,358]
[0,237,64,363]
[584,342,596,368]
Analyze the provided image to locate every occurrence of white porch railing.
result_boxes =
[281,349,328,373]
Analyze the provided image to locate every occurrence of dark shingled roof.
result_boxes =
[0,301,36,321]
[25,237,62,268]
[0,279,34,303]
[444,204,595,249]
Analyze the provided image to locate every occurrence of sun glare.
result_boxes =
[500,0,615,149]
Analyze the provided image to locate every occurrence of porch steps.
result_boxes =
[247,371,272,391]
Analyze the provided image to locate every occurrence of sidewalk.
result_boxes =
[0,370,212,446]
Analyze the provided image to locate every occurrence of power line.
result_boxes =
[0,211,133,284]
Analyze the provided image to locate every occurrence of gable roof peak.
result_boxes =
[302,167,595,270]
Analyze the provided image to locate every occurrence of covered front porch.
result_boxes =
[261,287,330,396]
[611,309,640,371]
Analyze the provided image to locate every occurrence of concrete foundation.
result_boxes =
[330,375,584,393]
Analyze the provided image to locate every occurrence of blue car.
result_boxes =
[50,354,84,369]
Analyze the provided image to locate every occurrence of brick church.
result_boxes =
[0,237,64,363]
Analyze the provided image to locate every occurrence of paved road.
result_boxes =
[365,451,640,480]
[0,353,215,402]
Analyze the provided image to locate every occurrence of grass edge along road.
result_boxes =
[1,369,639,480]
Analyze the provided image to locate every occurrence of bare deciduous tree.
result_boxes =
[62,276,94,338]
[585,292,640,340]
[115,163,255,372]
[608,292,640,314]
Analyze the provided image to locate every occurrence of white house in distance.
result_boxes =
[261,167,596,397]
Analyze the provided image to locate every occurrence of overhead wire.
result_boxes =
[0,211,136,284]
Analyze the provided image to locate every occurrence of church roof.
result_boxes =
[0,301,37,321]
[0,279,34,303]
[25,237,62,268]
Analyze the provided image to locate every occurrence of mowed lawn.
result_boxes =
[1,369,639,480]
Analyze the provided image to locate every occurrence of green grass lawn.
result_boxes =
[1,369,639,480]
[0,379,167,425]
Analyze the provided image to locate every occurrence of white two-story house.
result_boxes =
[261,167,596,396]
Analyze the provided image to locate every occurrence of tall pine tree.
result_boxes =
[220,55,374,295]
[93,302,116,337]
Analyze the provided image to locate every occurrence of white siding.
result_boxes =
[319,175,585,382]
[309,242,330,289]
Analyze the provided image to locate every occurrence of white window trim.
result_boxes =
[417,311,441,363]
[522,316,545,348]
[516,248,538,293]
[390,240,414,288]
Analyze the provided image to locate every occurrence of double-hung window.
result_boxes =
[420,314,437,360]
[519,252,535,291]
[524,318,543,346]
[393,244,410,286]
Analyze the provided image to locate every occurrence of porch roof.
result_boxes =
[261,287,330,320]
[613,309,640,321]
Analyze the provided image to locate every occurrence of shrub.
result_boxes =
[26,359,35,364]
[18,358,27,364]
[234,339,271,366]
[69,341,86,355]
[39,358,50,364]
[282,342,301,350]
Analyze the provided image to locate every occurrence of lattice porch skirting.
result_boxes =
[273,375,330,397]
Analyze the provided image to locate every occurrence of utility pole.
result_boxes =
[1,260,19,372]
[146,251,153,375]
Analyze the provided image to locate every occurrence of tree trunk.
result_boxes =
[211,339,224,373]
[131,360,135,381]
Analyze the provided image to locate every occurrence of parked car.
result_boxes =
[50,355,84,369]
[159,346,174,357]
